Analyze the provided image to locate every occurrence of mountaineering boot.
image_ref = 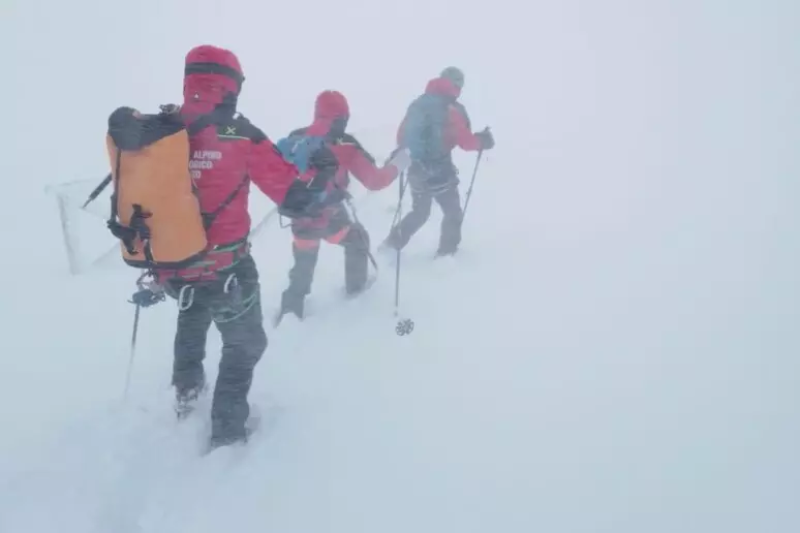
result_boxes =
[434,231,459,257]
[344,271,378,299]
[174,381,207,419]
[207,410,261,452]
[208,430,249,450]
[209,436,242,451]
[207,425,254,452]
[279,289,305,320]
[274,242,318,325]
[377,236,398,256]
[434,245,458,258]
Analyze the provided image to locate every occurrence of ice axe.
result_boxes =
[83,173,112,209]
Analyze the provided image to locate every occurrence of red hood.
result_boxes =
[307,90,350,136]
[425,77,461,99]
[182,45,244,119]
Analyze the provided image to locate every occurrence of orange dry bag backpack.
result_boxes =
[105,105,209,270]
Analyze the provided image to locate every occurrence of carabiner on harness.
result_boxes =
[224,273,244,310]
[223,273,238,294]
[177,285,195,311]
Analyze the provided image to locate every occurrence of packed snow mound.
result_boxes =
[2,160,799,533]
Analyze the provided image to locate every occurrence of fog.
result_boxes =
[1,1,798,532]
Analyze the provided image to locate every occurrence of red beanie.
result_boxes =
[184,45,244,93]
[314,90,350,120]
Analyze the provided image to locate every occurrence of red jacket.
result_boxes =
[296,90,399,193]
[155,45,298,282]
[396,77,483,153]
[183,113,296,246]
[285,91,400,232]
[180,47,297,248]
[288,128,400,194]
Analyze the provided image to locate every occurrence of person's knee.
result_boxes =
[416,194,433,212]
[248,324,268,362]
[289,243,319,285]
[224,323,267,372]
[355,223,370,249]
[441,196,461,214]
[175,318,210,356]
[412,202,432,223]
[219,295,268,357]
[342,223,370,252]
[242,300,268,359]
[293,238,320,259]
[444,209,463,225]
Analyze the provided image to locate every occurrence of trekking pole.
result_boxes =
[393,172,414,336]
[122,272,165,401]
[461,149,484,221]
[389,172,409,231]
[393,172,405,315]
[123,302,141,402]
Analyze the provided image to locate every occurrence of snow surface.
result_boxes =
[2,0,800,532]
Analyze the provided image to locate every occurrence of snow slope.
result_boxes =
[2,1,799,532]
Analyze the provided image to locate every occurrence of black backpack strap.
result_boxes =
[182,106,246,230]
[186,108,261,230]
[106,148,154,260]
[107,148,122,234]
[340,133,377,165]
[201,176,249,230]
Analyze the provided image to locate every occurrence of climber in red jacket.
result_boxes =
[160,44,298,450]
[276,90,411,323]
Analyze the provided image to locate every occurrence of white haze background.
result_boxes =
[1,0,799,532]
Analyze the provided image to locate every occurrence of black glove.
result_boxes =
[476,127,494,150]
[159,103,181,115]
